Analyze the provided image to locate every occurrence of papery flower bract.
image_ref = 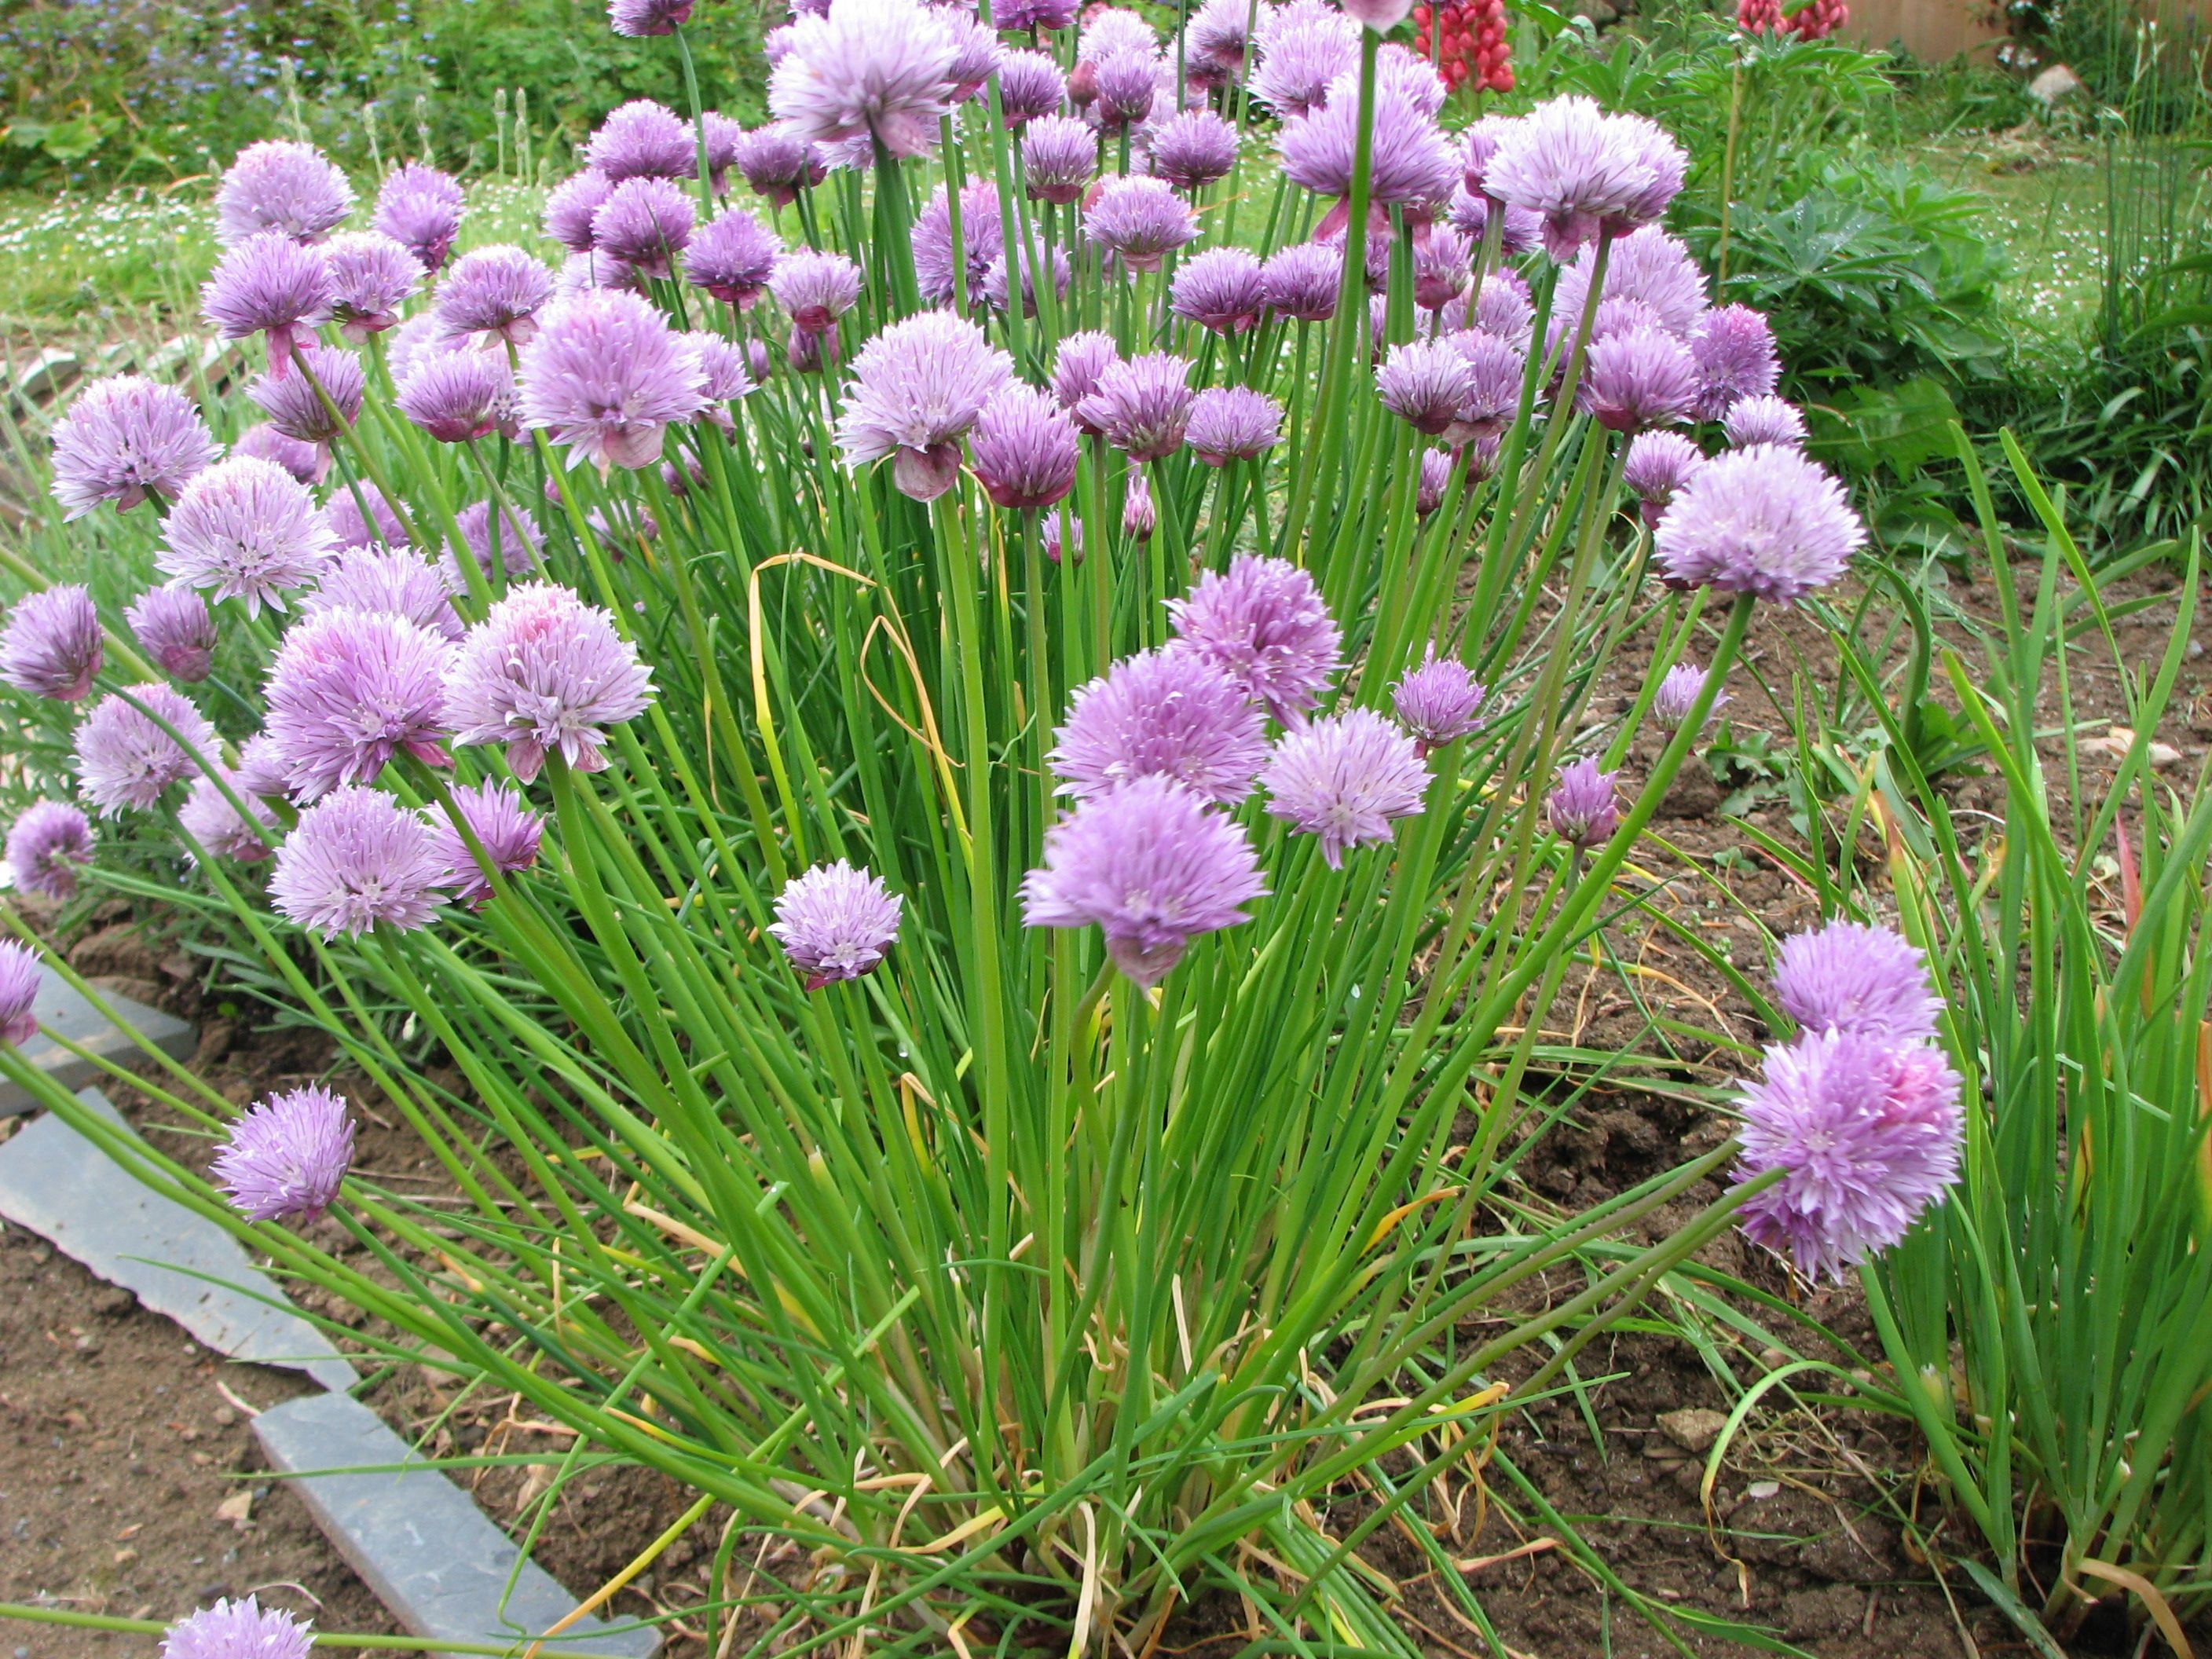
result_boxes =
[1774,917,1943,1045]
[1186,386,1283,465]
[610,0,694,34]
[1547,756,1621,848]
[436,245,556,346]
[322,231,423,339]
[997,50,1069,122]
[305,546,463,641]
[1251,0,1360,117]
[1624,430,1705,527]
[1085,174,1196,273]
[1651,660,1726,732]
[269,786,447,939]
[770,859,903,987]
[835,309,1012,500]
[0,942,37,1046]
[1147,108,1240,190]
[1377,338,1477,438]
[1690,303,1780,419]
[1023,115,1097,203]
[1,586,102,701]
[396,350,515,445]
[545,169,618,251]
[1578,324,1700,433]
[1724,394,1807,449]
[592,176,696,276]
[323,486,410,555]
[970,384,1080,510]
[1392,651,1486,749]
[372,163,466,270]
[211,1086,357,1222]
[445,582,654,781]
[5,801,94,901]
[733,123,826,208]
[126,587,218,683]
[200,233,334,376]
[516,289,709,471]
[1051,648,1269,804]
[1051,330,1120,426]
[1733,1030,1962,1280]
[1655,444,1865,605]
[769,0,960,160]
[49,375,218,519]
[1262,708,1430,868]
[454,500,548,580]
[178,770,280,863]
[1077,353,1194,461]
[1263,241,1341,322]
[1169,553,1342,724]
[1021,773,1265,985]
[586,99,698,180]
[159,456,335,615]
[215,141,353,247]
[247,344,364,445]
[1170,247,1267,335]
[687,208,784,307]
[428,778,544,906]
[262,609,455,801]
[1279,73,1456,207]
[73,683,215,815]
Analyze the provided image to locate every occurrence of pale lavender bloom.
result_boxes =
[1250,0,1360,117]
[1090,48,1159,130]
[769,0,960,160]
[161,1599,314,1659]
[454,500,547,580]
[428,778,544,906]
[385,312,445,389]
[1051,648,1269,804]
[982,244,1073,318]
[913,181,1004,306]
[1445,187,1542,255]
[687,209,784,309]
[1042,507,1082,564]
[1147,109,1240,190]
[49,375,217,518]
[1461,115,1512,194]
[1725,394,1807,449]
[233,733,291,800]
[1392,651,1485,749]
[1655,444,1864,605]
[999,0,1079,27]
[178,770,279,863]
[1555,226,1708,341]
[1263,241,1340,322]
[945,12,1004,98]
[1448,328,1527,438]
[269,786,446,938]
[73,683,216,815]
[323,486,410,555]
[1170,247,1266,335]
[1188,0,1266,71]
[1186,386,1282,466]
[1122,471,1156,540]
[1077,353,1194,461]
[247,344,364,445]
[1734,1029,1962,1280]
[214,141,353,247]
[233,424,327,486]
[687,331,758,419]
[546,169,618,252]
[1624,430,1704,527]
[211,1086,357,1222]
[1377,339,1477,438]
[305,546,464,640]
[158,456,335,615]
[1169,553,1342,724]
[1578,325,1699,433]
[1471,271,1535,344]
[698,112,747,196]
[997,50,1068,123]
[445,581,654,781]
[126,588,218,681]
[322,232,423,339]
[1,586,103,701]
[1085,174,1196,272]
[263,609,454,801]
[1650,660,1726,732]
[1412,225,1473,312]
[1415,448,1453,516]
[200,233,335,376]
[396,350,514,445]
[555,249,650,300]
[1024,115,1097,204]
[1774,918,1941,1044]
[1263,708,1430,867]
[770,859,903,987]
[1690,303,1780,420]
[592,176,696,277]
[517,289,709,471]
[733,123,826,209]
[1079,7,1159,60]
[0,942,36,1046]
[770,251,863,363]
[1051,331,1120,428]
[372,163,465,271]
[1279,77,1456,207]
[5,801,94,900]
[610,0,694,34]
[435,245,555,347]
[1022,772,1265,983]
[586,99,698,180]
[1485,95,1686,262]
[971,384,1079,510]
[1547,756,1621,848]
[835,310,1013,500]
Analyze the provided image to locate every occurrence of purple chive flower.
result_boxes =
[688,331,758,420]
[1147,109,1240,190]
[1086,174,1197,273]
[1023,115,1097,203]
[445,582,654,781]
[396,350,515,445]
[1448,328,1527,438]
[233,733,290,800]
[1262,708,1430,867]
[1725,394,1807,449]
[1655,445,1865,605]
[1251,0,1361,117]
[587,100,698,181]
[1169,554,1342,724]
[983,244,1074,319]
[436,246,556,347]
[1263,242,1341,322]
[234,424,328,486]
[1547,756,1621,849]
[1774,918,1942,1045]
[1079,6,1159,59]
[698,111,746,195]
[1053,643,1272,804]
[5,801,94,900]
[1042,507,1083,564]
[610,0,694,34]
[734,123,826,208]
[262,610,455,801]
[546,169,618,252]
[1691,304,1781,419]
[769,0,959,159]
[126,588,218,682]
[200,233,335,377]
[1392,651,1486,749]
[1023,773,1265,984]
[49,375,218,519]
[160,1600,314,1659]
[1415,448,1454,516]
[687,209,784,308]
[178,770,279,863]
[1279,76,1457,208]
[1624,430,1705,527]
[1,586,103,701]
[211,1086,357,1222]
[517,289,709,471]
[323,487,410,555]
[835,310,1013,500]
[998,50,1068,123]
[1485,95,1686,262]
[454,500,547,580]
[1188,0,1265,72]
[269,786,447,939]
[592,176,696,277]
[1377,339,1477,438]
[1051,331,1120,428]
[73,683,216,815]
[770,859,903,987]
[1651,660,1727,733]
[1413,225,1474,311]
[247,344,364,445]
[1122,471,1157,540]
[1733,1029,1963,1280]
[771,251,863,365]
[1555,226,1708,344]
[1578,325,1700,433]
[1090,47,1159,130]
[946,12,1005,99]
[1186,386,1282,466]
[305,546,463,641]
[372,163,465,271]
[1001,0,1079,26]
[429,778,544,906]
[158,456,335,615]
[912,181,1003,306]
[321,232,423,341]
[214,141,353,247]
[970,384,1080,510]
[1077,353,1194,462]
[1170,247,1267,335]
[0,942,37,1046]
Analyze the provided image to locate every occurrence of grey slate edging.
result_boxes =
[0,965,196,1116]
[254,1391,661,1659]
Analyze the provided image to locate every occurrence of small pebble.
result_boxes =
[2188,638,2204,659]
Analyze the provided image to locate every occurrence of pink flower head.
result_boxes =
[1079,7,1159,60]
[970,384,1079,510]
[1262,706,1430,867]
[1392,650,1486,749]
[158,456,335,615]
[1147,108,1240,191]
[178,770,280,863]
[698,112,746,195]
[5,801,94,900]
[687,209,784,308]
[1447,328,1527,439]
[323,486,410,555]
[1691,304,1782,420]
[372,163,465,271]
[1051,331,1120,427]
[1263,241,1341,322]
[262,608,455,801]
[160,1600,313,1659]
[1654,444,1863,605]
[1377,338,1477,438]
[1485,95,1687,262]
[545,170,618,252]
[1556,225,1708,343]
[1186,386,1282,466]
[734,123,828,208]
[1123,471,1156,540]
[1412,224,1473,312]
[835,310,1013,500]
[305,545,463,641]
[214,141,353,247]
[247,344,364,445]
[517,289,710,471]
[1169,554,1342,725]
[1724,394,1807,449]
[1624,430,1705,527]
[233,732,291,800]
[1090,48,1159,131]
[127,587,218,682]
[1023,115,1098,203]
[234,424,328,486]
[944,11,1005,99]
[1022,772,1265,984]
[587,100,698,181]
[49,375,218,518]
[1170,247,1266,335]
[1085,174,1197,272]
[1415,448,1454,515]
[1000,0,1079,26]
[211,1086,357,1221]
[200,233,335,377]
[1733,1029,1962,1280]
[1077,353,1194,462]
[428,778,544,906]
[1052,647,1269,806]
[1651,659,1727,732]
[687,331,758,419]
[436,245,555,347]
[269,786,447,939]
[997,50,1068,123]
[982,244,1073,319]
[1774,917,1942,1045]
[592,176,696,277]
[2,585,103,701]
[1342,0,1413,31]
[1188,0,1266,72]
[1578,324,1700,433]
[770,859,903,987]
[73,683,215,815]
[397,349,515,445]
[0,942,37,1046]
[1547,756,1621,848]
[445,581,654,781]
[770,251,863,352]
[1279,71,1457,208]
[610,0,695,35]
[914,181,1004,306]
[321,232,423,340]
[454,500,547,581]
[769,0,960,160]
[1251,0,1360,118]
